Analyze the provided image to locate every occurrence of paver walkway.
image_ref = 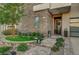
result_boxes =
[25,36,67,55]
[70,37,79,55]
[25,46,51,55]
[64,37,73,55]
[25,38,56,55]
[41,38,56,48]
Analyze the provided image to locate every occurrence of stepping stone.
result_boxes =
[25,46,51,55]
[41,38,56,48]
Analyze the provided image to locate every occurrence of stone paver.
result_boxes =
[70,37,79,55]
[64,37,73,55]
[24,36,65,55]
[25,38,56,55]
[25,46,51,55]
[41,38,56,48]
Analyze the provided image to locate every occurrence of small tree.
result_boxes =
[0,3,24,35]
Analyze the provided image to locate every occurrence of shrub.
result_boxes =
[17,32,28,36]
[55,42,63,48]
[52,37,64,52]
[56,37,64,43]
[51,45,59,52]
[31,32,44,44]
[17,44,28,52]
[0,46,12,54]
[32,32,44,39]
[2,29,17,35]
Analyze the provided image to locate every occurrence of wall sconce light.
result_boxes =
[42,16,46,19]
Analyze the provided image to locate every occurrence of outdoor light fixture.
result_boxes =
[42,16,46,19]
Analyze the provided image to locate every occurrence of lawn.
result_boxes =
[6,35,35,42]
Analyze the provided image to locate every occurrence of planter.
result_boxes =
[64,30,68,37]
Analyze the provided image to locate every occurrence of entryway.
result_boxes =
[54,16,62,35]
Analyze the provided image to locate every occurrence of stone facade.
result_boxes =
[17,4,52,36]
[18,4,35,33]
[18,3,79,37]
[34,10,52,36]
[18,4,52,36]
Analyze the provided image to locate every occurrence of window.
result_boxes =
[34,16,40,29]
[70,19,79,37]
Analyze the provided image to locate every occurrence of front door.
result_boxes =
[54,17,62,35]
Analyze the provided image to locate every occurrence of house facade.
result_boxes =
[19,3,79,37]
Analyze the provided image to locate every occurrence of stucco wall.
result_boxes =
[50,3,71,9]
[33,3,49,11]
[70,3,79,17]
[62,13,70,36]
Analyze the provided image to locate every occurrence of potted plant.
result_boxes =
[64,28,68,37]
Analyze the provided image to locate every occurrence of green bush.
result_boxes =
[17,44,28,52]
[0,46,12,54]
[51,45,59,52]
[6,35,35,41]
[17,32,31,36]
[52,37,64,52]
[2,29,12,35]
[32,32,44,40]
[32,32,44,37]
[2,29,17,35]
[56,37,64,42]
[55,42,63,48]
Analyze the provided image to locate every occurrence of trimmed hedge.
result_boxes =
[17,44,28,52]
[6,35,35,41]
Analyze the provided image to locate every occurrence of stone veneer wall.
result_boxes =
[19,3,71,37]
[17,4,36,33]
[17,3,52,36]
[34,10,52,36]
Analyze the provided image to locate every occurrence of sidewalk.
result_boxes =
[70,37,79,55]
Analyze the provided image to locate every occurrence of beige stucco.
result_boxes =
[50,3,71,9]
[33,3,71,11]
[33,3,49,11]
[70,3,79,17]
[62,13,70,36]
